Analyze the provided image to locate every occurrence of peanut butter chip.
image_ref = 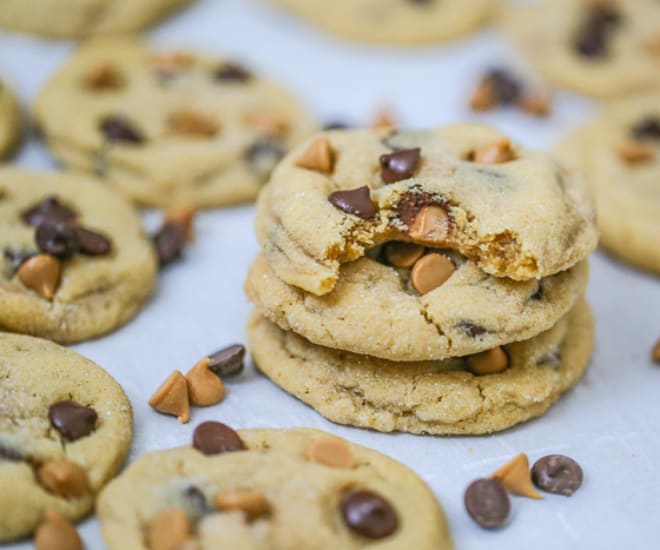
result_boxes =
[164,204,197,242]
[246,111,290,138]
[616,141,654,164]
[491,453,543,499]
[652,338,660,363]
[384,242,425,268]
[410,253,456,295]
[473,139,515,164]
[467,347,509,375]
[38,460,89,499]
[185,358,225,407]
[372,109,396,130]
[147,509,191,550]
[82,63,122,90]
[148,370,190,423]
[34,510,83,550]
[469,80,496,111]
[215,490,270,521]
[306,437,355,469]
[17,254,61,300]
[294,137,335,174]
[408,205,450,245]
[518,92,551,118]
[170,110,219,137]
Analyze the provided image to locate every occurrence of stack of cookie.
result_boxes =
[246,123,598,435]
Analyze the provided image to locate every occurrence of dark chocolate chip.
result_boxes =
[395,189,445,227]
[153,223,185,267]
[457,321,487,337]
[631,116,660,141]
[322,121,351,130]
[574,3,622,58]
[192,421,246,455]
[208,344,245,378]
[75,226,113,256]
[380,148,421,184]
[100,116,144,144]
[184,485,209,515]
[341,489,398,539]
[49,400,98,441]
[244,138,285,180]
[0,445,23,462]
[483,69,522,105]
[464,478,510,529]
[35,221,80,260]
[531,455,583,496]
[3,247,35,272]
[328,186,377,220]
[21,196,77,227]
[214,63,252,83]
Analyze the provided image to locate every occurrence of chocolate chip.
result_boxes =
[100,116,144,144]
[322,121,351,130]
[153,223,185,267]
[49,400,98,441]
[464,478,510,529]
[380,148,421,184]
[457,321,487,338]
[193,421,246,455]
[208,344,245,378]
[631,116,660,141]
[35,222,80,260]
[244,138,285,180]
[21,196,77,227]
[340,489,398,539]
[214,63,251,82]
[574,3,622,58]
[531,283,544,301]
[184,486,208,515]
[394,190,443,227]
[483,69,522,105]
[3,247,35,272]
[0,446,23,462]
[328,186,377,220]
[74,226,112,256]
[531,455,583,496]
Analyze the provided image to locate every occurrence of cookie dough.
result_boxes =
[557,91,660,274]
[0,333,133,542]
[256,125,597,295]
[98,427,452,549]
[33,38,316,208]
[0,0,194,38]
[246,251,589,361]
[502,0,660,99]
[0,168,158,343]
[269,0,493,45]
[248,299,594,435]
[0,79,20,158]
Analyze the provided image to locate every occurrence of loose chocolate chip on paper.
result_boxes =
[153,223,186,267]
[21,196,77,227]
[631,116,660,141]
[340,489,398,539]
[464,478,510,529]
[49,400,98,441]
[192,421,246,455]
[214,62,252,82]
[328,186,377,220]
[35,222,80,260]
[531,455,583,496]
[100,116,144,144]
[75,226,113,256]
[380,148,421,184]
[208,344,246,378]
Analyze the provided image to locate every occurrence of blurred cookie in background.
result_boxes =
[0,79,20,158]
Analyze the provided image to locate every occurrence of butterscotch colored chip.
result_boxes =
[16,253,61,300]
[148,371,190,423]
[652,338,660,363]
[410,253,455,295]
[469,80,496,111]
[147,509,191,550]
[82,63,122,91]
[185,358,225,407]
[408,205,450,245]
[164,204,197,242]
[294,137,335,174]
[34,510,83,550]
[467,347,509,375]
[170,110,220,137]
[519,92,551,117]
[372,109,396,130]
[383,242,425,268]
[306,437,354,469]
[215,490,270,521]
[37,460,89,499]
[473,139,515,164]
[491,453,543,499]
[616,141,654,164]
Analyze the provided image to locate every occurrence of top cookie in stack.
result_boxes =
[246,124,598,435]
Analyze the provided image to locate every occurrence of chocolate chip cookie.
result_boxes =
[0,168,157,343]
[33,38,316,208]
[248,299,594,435]
[0,79,20,158]
[557,90,660,274]
[97,426,452,549]
[0,333,133,542]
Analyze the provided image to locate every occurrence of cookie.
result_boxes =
[268,0,493,45]
[256,125,598,295]
[502,0,660,99]
[33,38,316,208]
[557,90,660,274]
[0,333,133,542]
[246,251,589,361]
[0,167,158,343]
[97,426,452,549]
[0,79,20,159]
[248,299,594,435]
[0,0,194,38]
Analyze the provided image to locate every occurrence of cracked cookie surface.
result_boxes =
[33,38,315,208]
[0,168,157,343]
[0,333,132,542]
[97,428,452,549]
[0,79,20,159]
[248,300,593,435]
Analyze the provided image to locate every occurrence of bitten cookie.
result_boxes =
[0,0,194,38]
[0,333,133,542]
[98,426,452,549]
[502,0,660,99]
[248,300,594,435]
[268,0,494,45]
[256,125,598,295]
[0,168,157,343]
[33,38,316,208]
[0,79,20,158]
[557,90,660,274]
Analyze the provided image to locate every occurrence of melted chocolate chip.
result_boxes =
[574,3,622,58]
[380,148,421,184]
[49,400,98,441]
[153,223,185,267]
[395,190,445,227]
[464,478,510,529]
[35,222,80,259]
[532,455,583,496]
[192,421,246,455]
[631,116,660,141]
[340,490,398,539]
[458,321,487,338]
[208,344,245,378]
[244,138,285,180]
[483,69,522,104]
[74,226,113,256]
[328,186,377,220]
[100,116,144,144]
[214,63,251,82]
[21,196,77,227]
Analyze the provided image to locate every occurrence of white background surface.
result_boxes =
[1,1,659,548]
